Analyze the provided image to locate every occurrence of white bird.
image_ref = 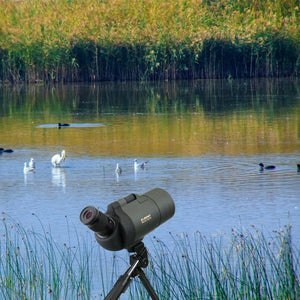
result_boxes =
[28,158,35,169]
[115,163,122,175]
[51,150,66,167]
[134,159,149,171]
[23,158,35,173]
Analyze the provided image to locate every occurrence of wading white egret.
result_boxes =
[51,150,66,167]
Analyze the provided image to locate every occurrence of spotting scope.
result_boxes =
[80,188,175,251]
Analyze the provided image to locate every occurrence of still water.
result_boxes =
[0,79,300,250]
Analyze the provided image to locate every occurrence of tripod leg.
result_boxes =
[105,243,159,300]
[104,260,139,300]
[135,267,159,300]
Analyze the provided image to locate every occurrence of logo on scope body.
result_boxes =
[141,214,152,224]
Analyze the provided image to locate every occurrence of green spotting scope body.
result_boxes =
[80,188,175,251]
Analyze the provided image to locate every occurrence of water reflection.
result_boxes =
[0,79,299,116]
[51,167,66,190]
[0,79,299,157]
[23,170,35,186]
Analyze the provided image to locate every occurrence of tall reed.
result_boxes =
[0,214,299,299]
[0,214,93,299]
[145,225,300,299]
[0,0,299,82]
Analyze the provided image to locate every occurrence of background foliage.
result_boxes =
[0,0,299,82]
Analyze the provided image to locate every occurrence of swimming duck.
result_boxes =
[51,150,66,167]
[28,158,35,169]
[134,159,149,171]
[0,148,13,153]
[24,162,33,173]
[58,123,70,128]
[259,163,276,171]
[23,158,35,173]
[297,164,300,172]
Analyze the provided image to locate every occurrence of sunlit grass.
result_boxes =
[0,0,299,82]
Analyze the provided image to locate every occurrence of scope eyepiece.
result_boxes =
[80,206,98,224]
[80,206,115,237]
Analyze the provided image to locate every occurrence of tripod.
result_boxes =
[104,242,159,300]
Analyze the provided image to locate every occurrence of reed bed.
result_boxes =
[146,226,300,300]
[0,0,299,82]
[0,214,94,299]
[1,213,299,299]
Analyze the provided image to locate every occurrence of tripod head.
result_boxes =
[128,241,149,269]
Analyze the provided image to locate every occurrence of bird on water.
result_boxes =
[259,163,276,171]
[51,150,66,167]
[115,163,122,175]
[28,157,35,169]
[134,159,149,171]
[24,158,35,173]
[58,123,70,128]
[0,148,14,153]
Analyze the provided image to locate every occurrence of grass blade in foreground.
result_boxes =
[0,214,299,299]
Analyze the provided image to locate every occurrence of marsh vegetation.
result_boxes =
[0,0,299,82]
[0,216,299,299]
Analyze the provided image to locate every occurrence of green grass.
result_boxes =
[147,226,300,299]
[0,214,93,299]
[0,214,299,299]
[0,0,299,82]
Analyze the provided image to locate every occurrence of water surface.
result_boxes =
[0,79,299,248]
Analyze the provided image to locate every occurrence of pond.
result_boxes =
[0,78,300,251]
